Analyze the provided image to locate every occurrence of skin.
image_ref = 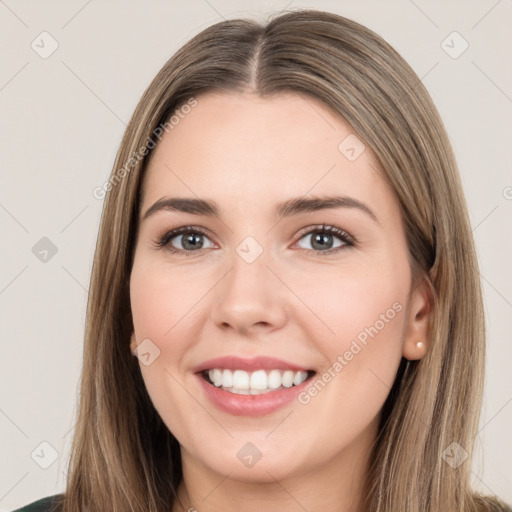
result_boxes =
[129,91,431,512]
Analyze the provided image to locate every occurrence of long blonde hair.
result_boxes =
[61,9,508,512]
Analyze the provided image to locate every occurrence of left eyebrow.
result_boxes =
[274,195,378,223]
[141,195,378,223]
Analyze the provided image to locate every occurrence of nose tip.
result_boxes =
[210,256,288,335]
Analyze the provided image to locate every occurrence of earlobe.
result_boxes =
[403,340,427,360]
[402,275,434,361]
[130,333,137,355]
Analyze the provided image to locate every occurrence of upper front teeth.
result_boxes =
[207,368,309,392]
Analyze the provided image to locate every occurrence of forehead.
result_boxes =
[141,91,396,219]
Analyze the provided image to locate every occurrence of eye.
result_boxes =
[153,224,355,256]
[153,226,215,255]
[295,224,354,254]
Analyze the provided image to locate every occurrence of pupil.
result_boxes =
[183,233,203,250]
[312,233,332,250]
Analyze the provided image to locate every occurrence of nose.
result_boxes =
[210,250,288,336]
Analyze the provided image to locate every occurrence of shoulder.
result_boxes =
[10,494,64,512]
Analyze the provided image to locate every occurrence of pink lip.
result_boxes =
[192,356,315,416]
[196,373,313,416]
[192,355,311,373]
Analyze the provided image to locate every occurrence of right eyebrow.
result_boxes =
[142,197,219,221]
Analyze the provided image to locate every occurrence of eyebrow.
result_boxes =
[142,195,378,223]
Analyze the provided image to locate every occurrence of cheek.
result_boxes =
[293,257,409,401]
[295,259,408,344]
[291,282,407,454]
[130,255,206,347]
[130,257,209,441]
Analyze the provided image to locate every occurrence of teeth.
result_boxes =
[293,371,306,386]
[233,370,250,390]
[212,369,223,387]
[221,369,233,388]
[268,369,282,389]
[282,370,294,388]
[205,368,309,394]
[250,370,267,390]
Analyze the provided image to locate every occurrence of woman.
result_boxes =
[14,9,510,512]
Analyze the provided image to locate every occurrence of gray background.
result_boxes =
[1,0,511,509]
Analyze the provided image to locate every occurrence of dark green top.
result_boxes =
[11,493,512,511]
[11,494,63,512]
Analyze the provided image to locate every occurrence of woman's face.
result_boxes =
[130,91,429,484]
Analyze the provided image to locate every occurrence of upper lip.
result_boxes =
[192,356,312,373]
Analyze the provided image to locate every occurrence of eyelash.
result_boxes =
[152,224,355,257]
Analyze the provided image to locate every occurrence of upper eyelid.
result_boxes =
[296,224,353,241]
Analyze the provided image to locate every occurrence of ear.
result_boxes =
[130,332,137,355]
[402,275,434,361]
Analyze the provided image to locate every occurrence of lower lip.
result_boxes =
[196,373,313,416]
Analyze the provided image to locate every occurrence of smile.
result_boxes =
[204,368,313,394]
[193,356,317,416]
